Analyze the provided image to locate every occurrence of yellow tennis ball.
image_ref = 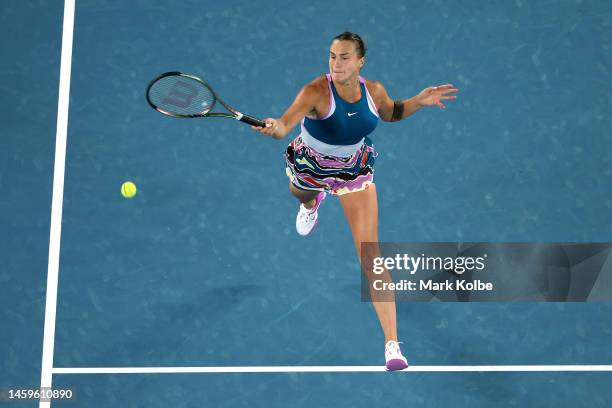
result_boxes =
[121,181,137,198]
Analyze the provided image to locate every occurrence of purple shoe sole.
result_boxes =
[386,359,408,371]
[313,192,326,210]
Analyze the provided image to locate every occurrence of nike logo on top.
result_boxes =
[348,112,358,116]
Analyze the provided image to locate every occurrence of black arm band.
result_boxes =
[391,100,404,121]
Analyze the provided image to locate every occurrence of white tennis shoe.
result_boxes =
[385,340,408,371]
[296,192,326,236]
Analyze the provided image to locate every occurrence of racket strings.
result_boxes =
[148,75,215,116]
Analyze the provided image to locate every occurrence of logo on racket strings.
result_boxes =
[163,80,198,108]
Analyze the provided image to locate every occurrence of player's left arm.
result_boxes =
[368,80,459,122]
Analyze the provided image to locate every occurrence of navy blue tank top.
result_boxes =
[302,74,379,146]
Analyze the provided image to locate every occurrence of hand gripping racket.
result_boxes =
[146,71,265,127]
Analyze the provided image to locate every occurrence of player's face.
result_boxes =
[329,40,364,84]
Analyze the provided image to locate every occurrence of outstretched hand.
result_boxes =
[417,84,459,110]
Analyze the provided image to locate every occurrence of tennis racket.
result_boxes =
[146,71,266,127]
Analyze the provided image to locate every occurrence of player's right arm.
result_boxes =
[252,79,322,140]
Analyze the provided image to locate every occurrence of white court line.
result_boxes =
[53,365,612,374]
[40,0,76,407]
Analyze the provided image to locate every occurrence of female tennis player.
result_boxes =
[252,32,458,370]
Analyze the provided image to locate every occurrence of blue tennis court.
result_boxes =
[2,0,612,406]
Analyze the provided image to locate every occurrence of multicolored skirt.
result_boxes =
[284,135,378,196]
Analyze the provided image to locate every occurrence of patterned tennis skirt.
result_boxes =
[284,135,378,196]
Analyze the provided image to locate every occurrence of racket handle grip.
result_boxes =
[238,114,265,127]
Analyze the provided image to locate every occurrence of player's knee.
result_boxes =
[288,181,303,195]
[288,182,302,198]
[351,223,377,242]
[289,182,317,201]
